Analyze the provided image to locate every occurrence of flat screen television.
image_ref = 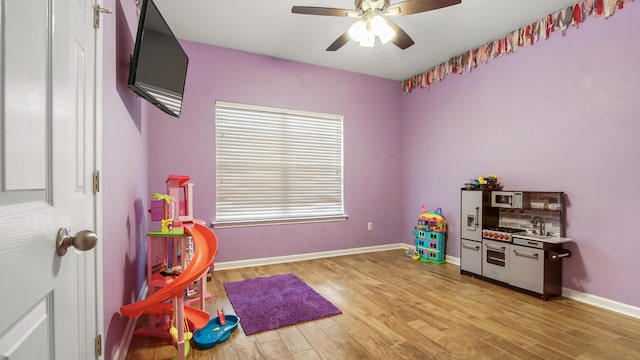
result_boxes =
[128,0,188,117]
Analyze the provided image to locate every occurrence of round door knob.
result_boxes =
[56,228,98,256]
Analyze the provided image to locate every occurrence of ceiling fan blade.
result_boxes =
[291,6,358,17]
[385,19,415,50]
[387,0,461,16]
[326,32,351,51]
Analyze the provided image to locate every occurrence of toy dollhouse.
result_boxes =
[139,175,211,339]
[412,205,447,264]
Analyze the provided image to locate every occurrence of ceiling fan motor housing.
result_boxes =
[356,0,390,13]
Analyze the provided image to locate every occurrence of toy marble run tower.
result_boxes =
[150,174,194,233]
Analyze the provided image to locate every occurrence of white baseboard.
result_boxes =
[215,243,412,270]
[446,254,639,319]
[561,287,640,319]
[114,281,148,360]
[215,243,460,271]
[445,255,460,266]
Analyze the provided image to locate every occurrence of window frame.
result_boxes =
[213,101,348,228]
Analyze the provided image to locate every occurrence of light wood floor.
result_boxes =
[125,250,640,359]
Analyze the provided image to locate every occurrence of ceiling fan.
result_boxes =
[292,0,462,51]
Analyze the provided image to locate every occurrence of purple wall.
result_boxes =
[400,6,640,307]
[102,1,149,358]
[147,42,404,262]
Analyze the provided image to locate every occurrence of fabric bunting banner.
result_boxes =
[401,0,634,93]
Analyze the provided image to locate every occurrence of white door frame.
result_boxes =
[95,0,105,359]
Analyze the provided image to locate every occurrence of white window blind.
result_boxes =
[214,101,346,227]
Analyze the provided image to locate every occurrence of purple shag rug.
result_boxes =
[223,273,342,335]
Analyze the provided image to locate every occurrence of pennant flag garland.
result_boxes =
[401,0,633,93]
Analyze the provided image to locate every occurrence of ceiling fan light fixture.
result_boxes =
[370,15,395,44]
[359,31,375,47]
[348,20,367,42]
[292,0,462,51]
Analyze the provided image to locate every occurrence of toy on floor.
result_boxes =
[412,204,447,264]
[206,263,215,281]
[405,247,414,257]
[169,312,193,360]
[193,309,240,350]
[217,309,226,325]
[169,313,193,342]
[147,176,210,300]
[122,174,218,360]
[405,247,420,260]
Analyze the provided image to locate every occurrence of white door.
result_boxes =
[0,0,100,359]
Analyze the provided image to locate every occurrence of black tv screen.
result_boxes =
[128,0,188,117]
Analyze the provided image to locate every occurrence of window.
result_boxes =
[214,101,346,227]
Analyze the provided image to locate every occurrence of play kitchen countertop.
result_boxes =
[512,234,572,244]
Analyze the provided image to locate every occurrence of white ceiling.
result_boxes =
[154,0,579,81]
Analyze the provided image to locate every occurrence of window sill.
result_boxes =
[211,215,349,229]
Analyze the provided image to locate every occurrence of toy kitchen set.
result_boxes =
[460,182,572,300]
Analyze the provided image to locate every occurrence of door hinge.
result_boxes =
[93,5,112,29]
[93,171,100,194]
[95,334,102,357]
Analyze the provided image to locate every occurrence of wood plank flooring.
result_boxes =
[125,250,640,359]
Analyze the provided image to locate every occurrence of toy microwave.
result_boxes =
[491,191,529,209]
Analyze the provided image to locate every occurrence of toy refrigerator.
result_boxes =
[460,189,498,276]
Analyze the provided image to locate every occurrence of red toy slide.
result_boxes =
[120,223,218,329]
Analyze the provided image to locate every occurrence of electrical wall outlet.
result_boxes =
[367,222,373,231]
